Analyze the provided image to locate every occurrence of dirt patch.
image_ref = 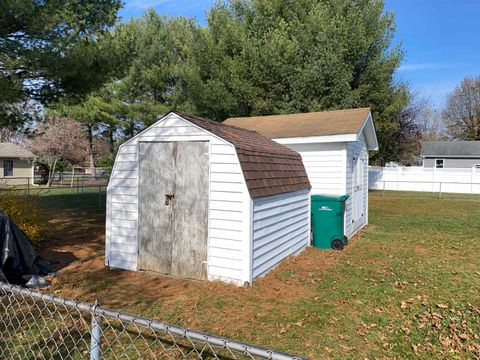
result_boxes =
[41,202,339,306]
[46,245,340,306]
[41,210,104,271]
[40,206,343,339]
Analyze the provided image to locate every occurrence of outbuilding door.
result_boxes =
[352,153,364,224]
[138,141,209,280]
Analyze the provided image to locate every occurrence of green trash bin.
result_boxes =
[311,194,350,250]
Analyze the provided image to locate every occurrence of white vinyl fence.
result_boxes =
[369,166,480,195]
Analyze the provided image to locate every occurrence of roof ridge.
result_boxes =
[171,111,263,135]
[226,107,371,120]
[171,111,300,157]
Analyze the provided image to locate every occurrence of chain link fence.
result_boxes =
[0,175,109,193]
[0,283,304,360]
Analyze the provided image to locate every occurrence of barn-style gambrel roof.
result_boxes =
[173,112,311,198]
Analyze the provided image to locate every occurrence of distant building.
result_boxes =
[0,143,35,185]
[421,141,480,168]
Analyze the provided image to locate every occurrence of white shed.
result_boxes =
[106,112,311,285]
[225,108,378,239]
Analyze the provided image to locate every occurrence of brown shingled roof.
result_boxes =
[224,108,371,139]
[173,112,311,198]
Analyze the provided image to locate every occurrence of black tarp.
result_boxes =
[0,211,51,285]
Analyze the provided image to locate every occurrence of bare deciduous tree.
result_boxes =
[29,118,88,186]
[417,106,445,141]
[443,76,480,140]
[0,128,16,143]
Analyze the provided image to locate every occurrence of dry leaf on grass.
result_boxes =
[400,298,415,309]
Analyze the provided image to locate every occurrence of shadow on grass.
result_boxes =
[36,190,106,212]
[36,191,107,269]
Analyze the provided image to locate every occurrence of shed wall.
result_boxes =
[345,133,369,238]
[280,143,346,195]
[251,189,310,279]
[106,113,251,284]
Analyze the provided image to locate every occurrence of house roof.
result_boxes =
[224,108,378,151]
[172,112,311,198]
[421,141,480,157]
[0,142,35,159]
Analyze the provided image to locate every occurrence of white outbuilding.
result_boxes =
[225,108,378,239]
[106,111,311,285]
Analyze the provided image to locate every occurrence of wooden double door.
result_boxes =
[138,141,209,280]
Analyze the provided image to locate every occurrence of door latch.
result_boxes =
[165,193,175,205]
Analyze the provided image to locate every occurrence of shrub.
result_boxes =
[0,191,50,248]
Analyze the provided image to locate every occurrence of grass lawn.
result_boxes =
[37,191,480,359]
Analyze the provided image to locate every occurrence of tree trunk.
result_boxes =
[87,125,95,178]
[108,125,115,154]
[47,159,58,187]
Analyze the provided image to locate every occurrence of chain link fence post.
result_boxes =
[97,185,102,210]
[90,301,102,360]
[0,282,304,360]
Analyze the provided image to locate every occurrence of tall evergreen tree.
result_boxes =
[0,0,122,128]
[189,0,415,163]
[86,0,419,163]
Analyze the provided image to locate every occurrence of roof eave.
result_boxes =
[273,111,379,151]
[2,154,36,159]
[358,111,378,151]
[273,133,358,145]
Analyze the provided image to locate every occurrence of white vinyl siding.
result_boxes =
[106,113,250,284]
[277,135,370,240]
[251,189,310,279]
[281,143,347,195]
[345,133,369,238]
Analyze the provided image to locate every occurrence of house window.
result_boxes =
[3,160,13,177]
[435,159,444,168]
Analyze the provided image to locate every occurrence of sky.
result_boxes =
[119,0,480,108]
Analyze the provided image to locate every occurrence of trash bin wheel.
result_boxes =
[342,235,349,246]
[331,239,344,251]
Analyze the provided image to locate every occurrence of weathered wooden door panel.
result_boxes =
[170,142,209,280]
[138,141,209,280]
[138,142,175,273]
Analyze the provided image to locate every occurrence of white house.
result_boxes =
[225,108,378,239]
[106,112,311,285]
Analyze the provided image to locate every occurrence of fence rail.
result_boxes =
[369,166,480,195]
[0,282,303,360]
[0,175,109,187]
[0,175,109,198]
